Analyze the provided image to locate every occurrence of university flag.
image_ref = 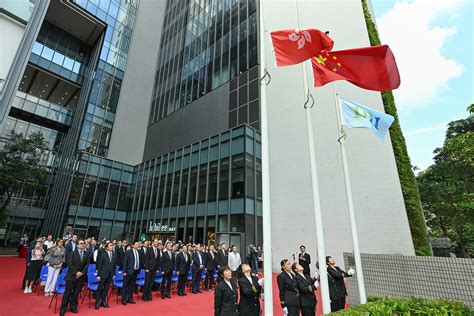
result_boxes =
[270,29,334,67]
[311,45,400,91]
[339,97,394,140]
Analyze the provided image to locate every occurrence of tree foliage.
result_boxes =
[0,130,48,224]
[417,105,474,257]
[361,0,431,255]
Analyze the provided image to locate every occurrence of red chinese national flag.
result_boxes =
[270,29,334,67]
[311,45,400,91]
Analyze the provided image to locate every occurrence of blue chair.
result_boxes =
[36,265,49,295]
[171,271,179,293]
[200,269,207,290]
[82,270,100,308]
[110,267,124,304]
[48,269,67,313]
[154,271,163,297]
[88,263,97,273]
[135,269,146,300]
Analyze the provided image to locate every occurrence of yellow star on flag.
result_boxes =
[315,55,327,65]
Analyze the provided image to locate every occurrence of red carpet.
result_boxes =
[0,256,327,315]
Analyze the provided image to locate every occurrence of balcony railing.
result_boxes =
[12,91,74,126]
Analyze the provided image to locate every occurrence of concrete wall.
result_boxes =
[344,253,474,307]
[107,0,166,165]
[142,82,230,161]
[262,0,415,272]
[0,14,25,92]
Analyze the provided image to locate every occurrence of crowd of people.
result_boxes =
[20,234,353,315]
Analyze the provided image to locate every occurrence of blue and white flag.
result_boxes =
[339,97,394,141]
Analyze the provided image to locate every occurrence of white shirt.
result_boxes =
[245,275,253,284]
[224,279,233,291]
[44,240,54,249]
[228,252,241,271]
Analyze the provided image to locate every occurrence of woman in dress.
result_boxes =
[44,239,66,296]
[24,241,45,293]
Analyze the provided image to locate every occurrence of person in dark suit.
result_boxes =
[175,244,191,296]
[143,239,161,301]
[326,256,354,312]
[59,239,90,316]
[205,245,217,290]
[115,240,128,269]
[214,266,239,316]
[216,243,228,282]
[95,242,115,310]
[160,241,175,299]
[191,244,205,294]
[298,245,311,277]
[238,263,262,316]
[65,235,78,254]
[122,241,142,305]
[277,259,300,316]
[292,263,317,316]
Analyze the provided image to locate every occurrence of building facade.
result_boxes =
[1,0,415,271]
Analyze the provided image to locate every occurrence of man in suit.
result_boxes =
[204,244,217,290]
[122,241,142,305]
[160,241,175,299]
[216,243,229,277]
[277,259,300,316]
[175,244,191,296]
[65,235,78,253]
[298,245,311,277]
[95,241,115,310]
[191,243,205,294]
[60,239,90,316]
[115,240,128,269]
[143,239,161,301]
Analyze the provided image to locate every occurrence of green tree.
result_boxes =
[0,130,48,225]
[361,0,431,255]
[417,105,474,257]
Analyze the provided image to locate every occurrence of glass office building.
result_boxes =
[1,0,263,250]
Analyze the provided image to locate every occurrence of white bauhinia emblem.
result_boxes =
[288,29,312,49]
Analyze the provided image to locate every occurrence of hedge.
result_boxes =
[329,296,473,315]
[361,0,432,256]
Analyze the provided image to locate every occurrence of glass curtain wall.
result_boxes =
[74,0,138,156]
[129,125,262,246]
[149,0,257,124]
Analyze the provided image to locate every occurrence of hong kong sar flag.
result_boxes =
[270,29,334,67]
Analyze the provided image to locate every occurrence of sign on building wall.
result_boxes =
[148,221,176,233]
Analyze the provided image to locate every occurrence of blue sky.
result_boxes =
[371,0,473,171]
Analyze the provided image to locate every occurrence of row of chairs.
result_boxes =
[42,265,218,313]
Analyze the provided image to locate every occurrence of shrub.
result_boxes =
[329,296,473,315]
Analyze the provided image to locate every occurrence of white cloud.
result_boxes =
[404,122,448,136]
[376,0,465,110]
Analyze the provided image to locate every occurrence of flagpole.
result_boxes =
[295,0,331,313]
[258,0,274,314]
[331,84,367,304]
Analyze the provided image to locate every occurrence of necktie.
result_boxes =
[184,253,187,262]
[134,250,139,269]
[79,250,83,261]
[109,252,112,262]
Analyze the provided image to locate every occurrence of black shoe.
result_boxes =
[122,300,127,305]
[161,295,166,300]
[128,299,136,304]
[101,303,110,308]
[197,290,202,293]
[59,310,65,316]
[165,293,171,298]
[71,309,78,314]
[177,292,183,296]
[95,304,100,310]
[142,297,149,302]
[183,292,187,296]
[192,291,197,294]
